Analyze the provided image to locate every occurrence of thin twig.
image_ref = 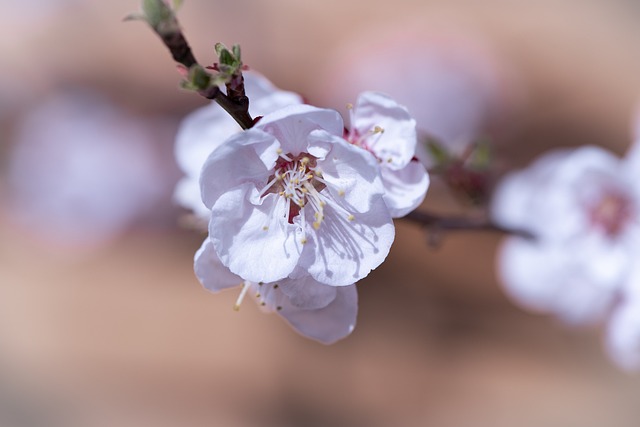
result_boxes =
[154,25,253,129]
[403,210,534,239]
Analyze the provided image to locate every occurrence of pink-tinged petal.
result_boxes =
[255,104,344,156]
[353,92,417,169]
[310,130,384,213]
[606,297,640,371]
[379,160,429,218]
[173,176,210,219]
[246,72,303,116]
[194,239,243,292]
[298,193,395,286]
[200,129,278,209]
[210,184,302,284]
[498,237,614,325]
[492,146,620,241]
[175,102,239,178]
[277,274,337,309]
[279,284,358,344]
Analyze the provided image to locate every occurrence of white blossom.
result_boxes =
[492,146,640,325]
[346,92,429,217]
[200,104,395,287]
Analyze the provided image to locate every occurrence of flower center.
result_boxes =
[257,150,356,244]
[589,191,634,237]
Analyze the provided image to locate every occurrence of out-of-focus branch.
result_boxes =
[403,210,534,245]
[129,0,254,129]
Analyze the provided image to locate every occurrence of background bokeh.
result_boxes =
[1,0,640,426]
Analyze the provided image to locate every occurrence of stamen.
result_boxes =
[233,282,251,311]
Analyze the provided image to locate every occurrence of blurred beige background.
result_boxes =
[1,0,640,426]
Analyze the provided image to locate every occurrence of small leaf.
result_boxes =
[214,42,226,57]
[172,0,184,11]
[469,138,492,170]
[219,48,234,66]
[232,44,242,61]
[426,139,450,167]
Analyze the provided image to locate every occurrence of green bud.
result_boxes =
[125,0,179,35]
[469,139,492,170]
[426,139,450,167]
[180,65,212,91]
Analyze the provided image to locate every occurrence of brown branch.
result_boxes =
[403,210,534,239]
[154,27,254,129]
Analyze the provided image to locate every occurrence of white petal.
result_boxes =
[380,160,429,218]
[498,237,615,325]
[606,297,640,371]
[173,176,210,219]
[210,184,302,284]
[255,104,344,156]
[310,130,385,213]
[194,239,243,292]
[245,72,303,117]
[200,129,277,209]
[279,284,358,344]
[174,102,239,178]
[353,91,417,169]
[491,146,620,241]
[278,274,337,309]
[298,192,395,286]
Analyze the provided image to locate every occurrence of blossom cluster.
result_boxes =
[175,71,428,343]
[492,139,640,370]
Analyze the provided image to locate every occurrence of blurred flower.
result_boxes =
[6,90,166,249]
[174,71,302,221]
[492,146,640,325]
[200,104,395,286]
[346,92,429,217]
[195,239,357,344]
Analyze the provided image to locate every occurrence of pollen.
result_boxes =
[348,214,355,221]
[373,125,384,134]
[338,190,345,197]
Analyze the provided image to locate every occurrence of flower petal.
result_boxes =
[310,130,384,213]
[255,104,344,156]
[194,238,243,292]
[174,175,210,219]
[498,237,614,325]
[278,273,337,309]
[298,191,395,286]
[606,296,640,371]
[353,91,417,169]
[379,160,429,218]
[200,129,278,209]
[210,184,302,283]
[279,284,358,344]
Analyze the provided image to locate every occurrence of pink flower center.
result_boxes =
[589,191,634,237]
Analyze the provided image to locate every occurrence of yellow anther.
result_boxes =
[262,226,269,231]
[276,148,283,154]
[301,238,308,244]
[313,221,321,230]
[338,190,345,197]
[373,126,384,133]
[301,157,310,165]
[346,103,354,110]
[348,214,355,221]
[255,293,261,298]
[387,158,393,163]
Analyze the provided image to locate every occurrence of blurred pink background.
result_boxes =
[1,0,640,426]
